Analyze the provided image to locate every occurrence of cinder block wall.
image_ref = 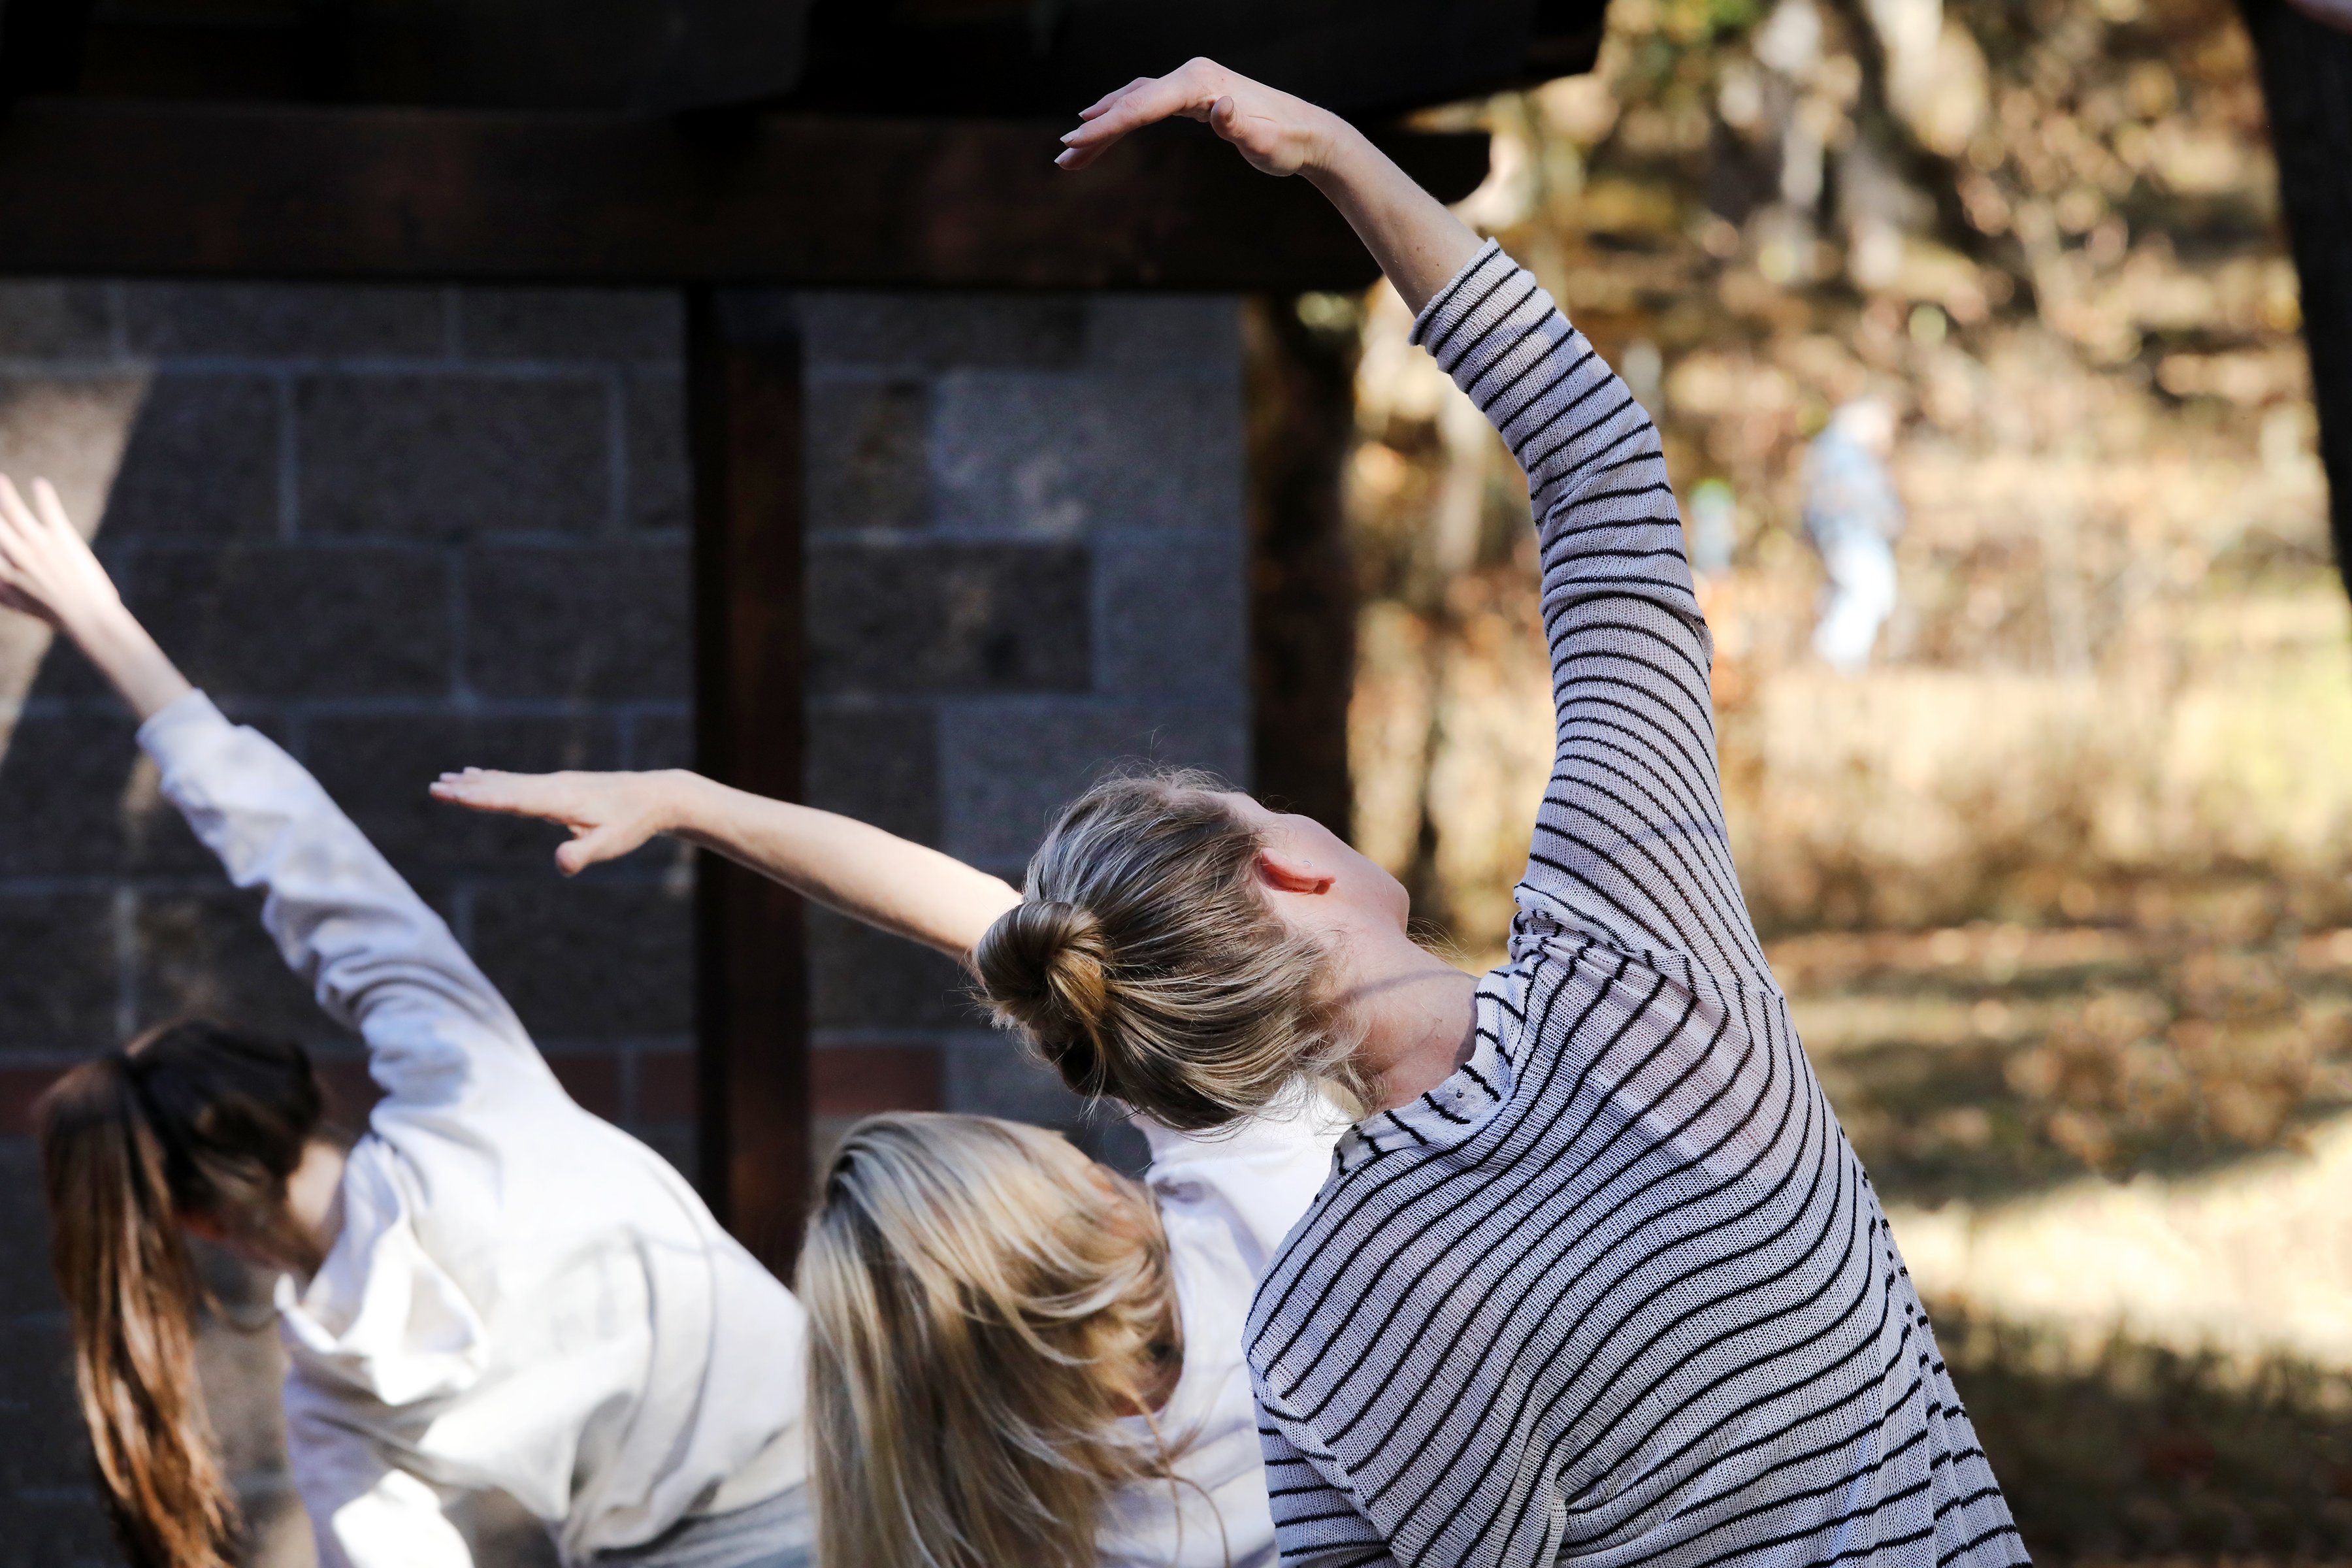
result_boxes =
[0,282,1250,1561]
[0,280,695,1564]
[796,291,1250,1166]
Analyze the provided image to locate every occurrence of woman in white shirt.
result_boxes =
[432,766,1347,1568]
[4,464,1342,1568]
[0,474,810,1568]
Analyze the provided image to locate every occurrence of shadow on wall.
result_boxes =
[0,278,704,1567]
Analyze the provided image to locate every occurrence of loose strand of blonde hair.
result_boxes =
[801,1113,1194,1568]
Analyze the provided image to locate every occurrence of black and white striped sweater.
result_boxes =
[1244,241,2024,1568]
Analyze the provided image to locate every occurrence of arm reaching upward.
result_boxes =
[0,470,553,1109]
[1054,59,1484,315]
[0,473,192,719]
[431,769,1021,964]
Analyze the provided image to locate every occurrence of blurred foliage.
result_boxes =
[1346,0,2352,1541]
[1940,1307,2352,1561]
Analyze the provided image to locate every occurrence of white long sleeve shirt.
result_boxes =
[138,693,809,1568]
[1100,1096,1346,1568]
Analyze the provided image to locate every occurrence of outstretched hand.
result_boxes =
[432,769,678,876]
[1056,58,1338,176]
[0,474,122,632]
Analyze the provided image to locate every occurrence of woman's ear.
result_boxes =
[1258,847,1335,895]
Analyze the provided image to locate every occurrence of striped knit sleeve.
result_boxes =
[1411,240,1772,994]
[1254,1389,1402,1568]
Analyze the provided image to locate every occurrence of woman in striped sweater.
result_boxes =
[961,59,2028,1568]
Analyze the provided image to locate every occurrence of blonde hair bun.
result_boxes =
[974,900,1113,1088]
[972,769,1358,1132]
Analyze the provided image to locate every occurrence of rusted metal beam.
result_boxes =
[0,98,1488,289]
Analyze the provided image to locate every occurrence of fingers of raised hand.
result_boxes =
[0,475,37,540]
[431,768,532,813]
[1077,76,1155,121]
[1058,60,1230,168]
[29,478,76,538]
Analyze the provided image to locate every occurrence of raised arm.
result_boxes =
[1054,58,1484,315]
[0,474,191,719]
[1065,65,1769,990]
[431,769,1021,964]
[0,472,550,1107]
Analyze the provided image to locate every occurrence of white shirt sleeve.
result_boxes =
[286,1396,477,1568]
[135,691,559,1113]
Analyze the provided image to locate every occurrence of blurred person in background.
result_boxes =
[1803,397,1906,672]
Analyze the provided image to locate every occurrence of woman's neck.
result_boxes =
[1337,930,1480,1113]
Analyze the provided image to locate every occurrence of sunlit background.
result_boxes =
[1322,0,2352,1551]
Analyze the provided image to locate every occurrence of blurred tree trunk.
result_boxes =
[1245,297,1360,838]
[2240,0,2352,596]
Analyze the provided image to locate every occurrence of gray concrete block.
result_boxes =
[302,713,616,874]
[625,710,695,772]
[0,1318,96,1490]
[122,282,446,358]
[0,1141,60,1319]
[943,1030,1086,1131]
[808,376,929,532]
[1092,527,1248,700]
[806,703,938,845]
[103,374,280,539]
[17,623,112,702]
[808,907,973,1032]
[0,715,211,877]
[0,376,147,535]
[465,542,689,700]
[1085,295,1243,374]
[937,698,1250,866]
[807,540,1089,696]
[192,1279,291,1479]
[457,287,682,363]
[130,545,452,700]
[135,889,353,1047]
[625,367,689,532]
[0,892,116,1054]
[297,374,610,540]
[0,1495,116,1568]
[471,882,694,1037]
[800,293,1085,372]
[0,282,113,359]
[931,368,1243,538]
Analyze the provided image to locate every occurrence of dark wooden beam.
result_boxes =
[1245,295,1360,839]
[687,287,810,1275]
[0,98,1486,289]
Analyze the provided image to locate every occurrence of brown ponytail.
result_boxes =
[37,1021,327,1568]
[974,769,1362,1131]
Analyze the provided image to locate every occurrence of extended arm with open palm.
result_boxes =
[431,768,1021,964]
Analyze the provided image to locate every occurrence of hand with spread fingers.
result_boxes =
[0,472,192,719]
[0,474,122,632]
[431,768,676,877]
[434,765,1020,959]
[1056,57,1338,177]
